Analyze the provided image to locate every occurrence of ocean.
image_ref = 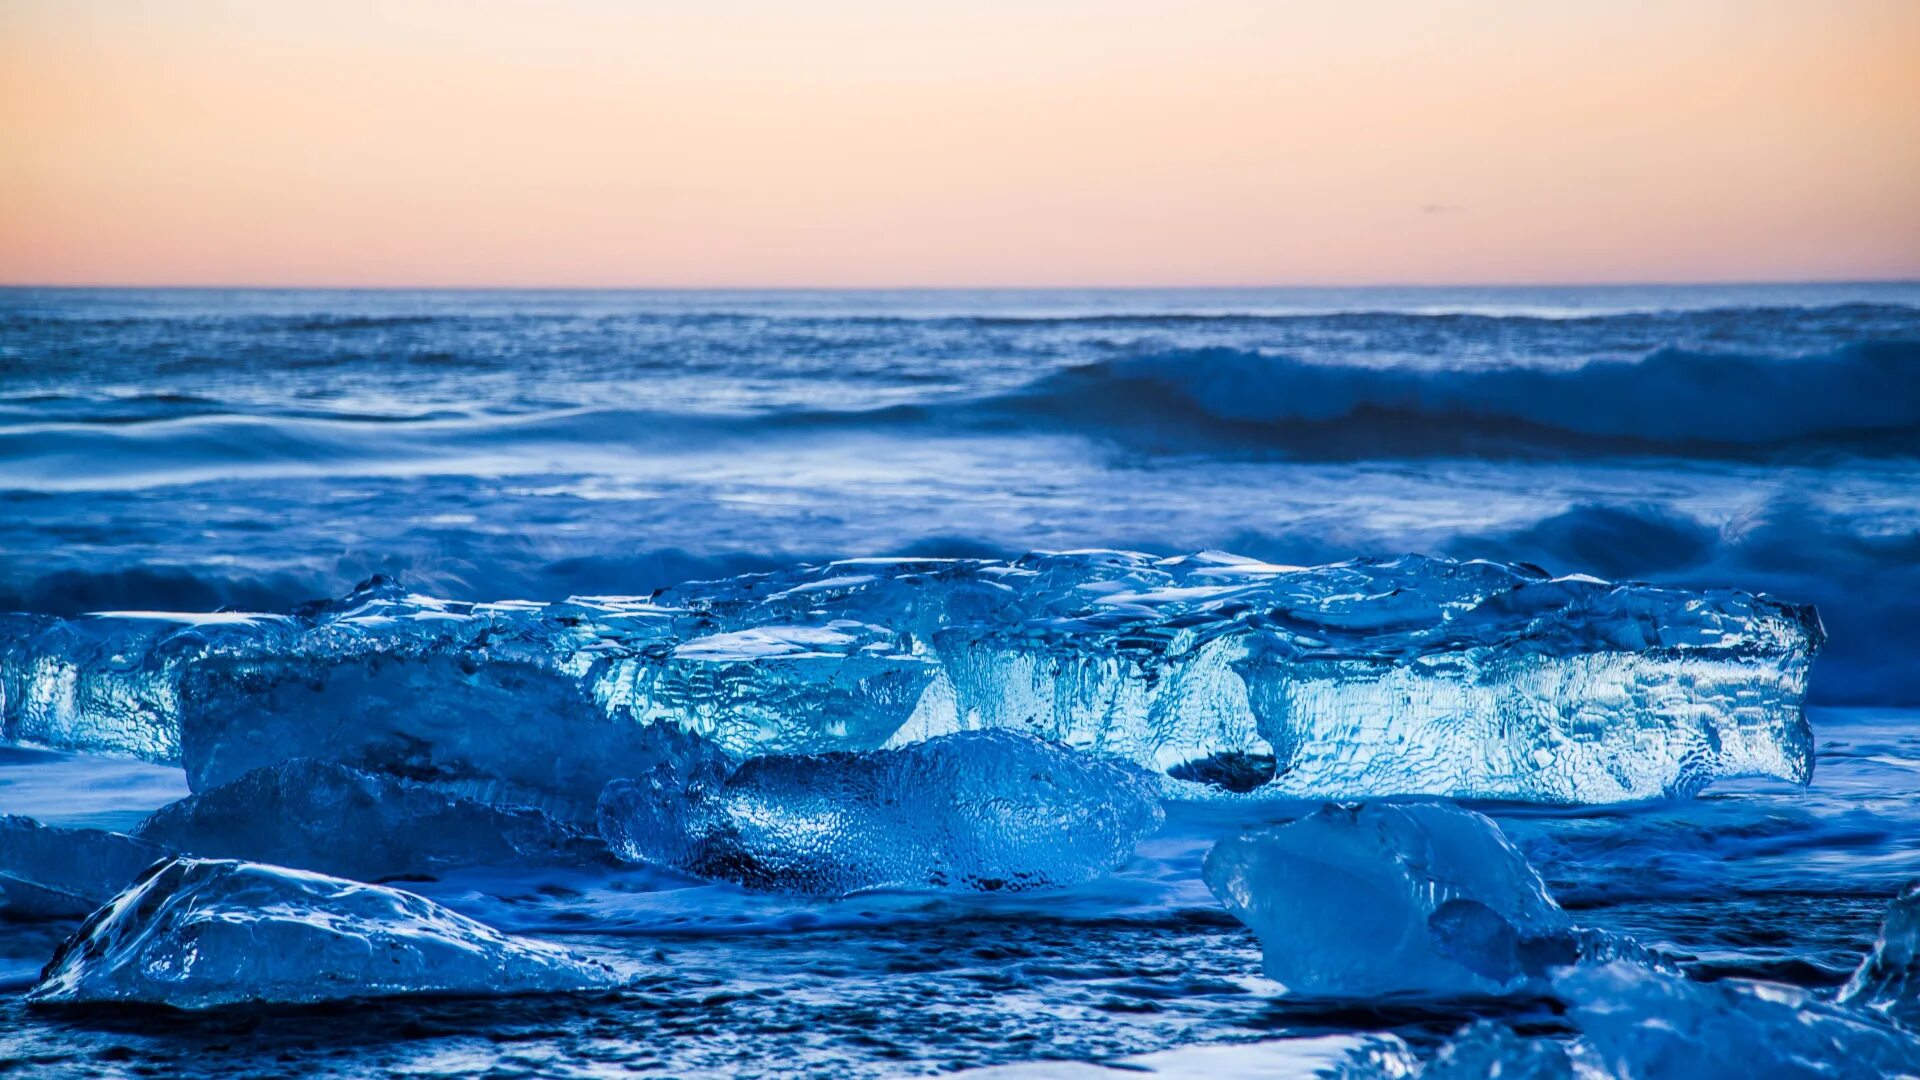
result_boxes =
[2,283,1918,1076]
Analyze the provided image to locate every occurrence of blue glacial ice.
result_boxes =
[1351,962,1920,1079]
[2,590,696,823]
[1202,802,1648,997]
[598,729,1165,895]
[1411,1021,1592,1080]
[27,858,623,1008]
[0,551,1822,806]
[949,1033,1420,1079]
[0,815,168,919]
[0,611,226,764]
[1559,962,1920,1079]
[1837,880,1920,1030]
[134,759,608,882]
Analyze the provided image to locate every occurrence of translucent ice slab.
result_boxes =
[1,552,1822,806]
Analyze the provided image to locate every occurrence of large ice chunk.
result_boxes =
[134,759,607,882]
[1203,802,1648,997]
[598,730,1165,895]
[1,552,1822,805]
[1838,881,1920,1029]
[1560,963,1920,1079]
[27,858,622,1008]
[0,815,168,919]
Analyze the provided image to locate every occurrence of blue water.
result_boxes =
[2,284,1918,1075]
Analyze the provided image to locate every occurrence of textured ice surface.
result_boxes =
[28,858,622,1008]
[1837,881,1920,1029]
[598,730,1164,895]
[1203,802,1625,997]
[0,611,222,763]
[0,815,167,919]
[134,759,607,882]
[1,552,1821,805]
[1559,963,1920,1079]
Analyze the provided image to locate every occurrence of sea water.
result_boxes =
[1,284,1917,1076]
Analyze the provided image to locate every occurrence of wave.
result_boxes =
[282,314,446,331]
[0,406,685,489]
[978,341,1920,456]
[922,301,1920,329]
[0,392,227,426]
[1,343,1915,489]
[0,393,482,429]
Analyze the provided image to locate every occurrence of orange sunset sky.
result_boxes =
[2,0,1917,288]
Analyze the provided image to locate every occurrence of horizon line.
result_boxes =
[3,275,1918,293]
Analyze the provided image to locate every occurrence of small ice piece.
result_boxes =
[1203,802,1575,997]
[2,553,1822,806]
[27,858,623,1008]
[598,730,1165,895]
[1561,962,1920,1079]
[946,1034,1418,1079]
[134,759,607,882]
[1838,881,1920,1029]
[587,726,735,873]
[0,815,169,919]
[1414,1022,1592,1080]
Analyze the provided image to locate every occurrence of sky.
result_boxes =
[1,0,1917,288]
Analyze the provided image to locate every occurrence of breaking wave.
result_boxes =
[988,341,1920,456]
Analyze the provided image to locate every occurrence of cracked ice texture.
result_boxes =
[1838,881,1920,1030]
[0,551,1822,806]
[135,759,608,883]
[1203,802,1581,997]
[28,858,622,1008]
[0,815,167,920]
[598,729,1164,895]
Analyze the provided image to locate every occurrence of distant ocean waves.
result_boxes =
[4,342,1917,486]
